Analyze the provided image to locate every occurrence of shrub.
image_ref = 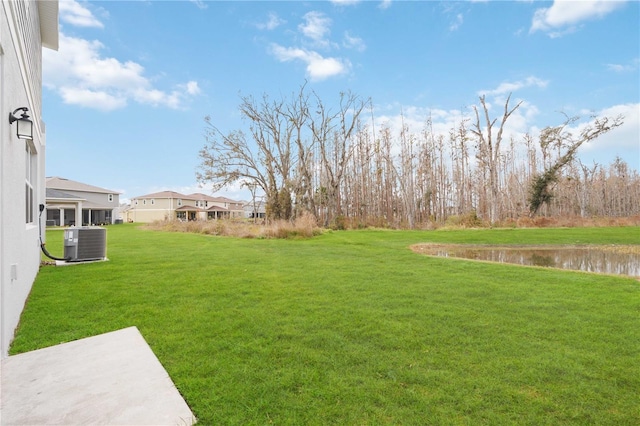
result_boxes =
[444,211,485,228]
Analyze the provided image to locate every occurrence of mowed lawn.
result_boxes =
[11,224,640,425]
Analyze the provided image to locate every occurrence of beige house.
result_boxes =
[46,177,120,226]
[123,191,244,223]
[189,193,245,220]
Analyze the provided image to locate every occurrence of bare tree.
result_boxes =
[450,118,472,216]
[471,94,523,224]
[279,84,313,219]
[198,84,316,221]
[198,87,638,228]
[310,91,368,226]
[197,125,268,197]
[385,110,419,228]
[569,160,599,217]
[239,93,295,220]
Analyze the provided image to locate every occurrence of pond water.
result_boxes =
[411,244,640,278]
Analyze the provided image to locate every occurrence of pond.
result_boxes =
[411,244,640,278]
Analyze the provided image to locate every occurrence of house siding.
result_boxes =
[0,0,57,357]
[127,196,191,222]
[53,190,119,225]
[73,190,119,207]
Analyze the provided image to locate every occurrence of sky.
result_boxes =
[43,0,640,203]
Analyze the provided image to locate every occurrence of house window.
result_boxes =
[177,199,182,206]
[108,194,114,202]
[135,200,138,205]
[143,199,146,205]
[25,143,35,224]
[151,199,155,205]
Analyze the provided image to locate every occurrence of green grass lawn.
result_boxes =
[12,224,640,425]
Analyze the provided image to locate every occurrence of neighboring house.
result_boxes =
[1,1,59,357]
[244,200,267,220]
[189,193,224,220]
[124,191,194,223]
[45,177,120,226]
[189,193,245,220]
[214,196,245,219]
[124,191,245,223]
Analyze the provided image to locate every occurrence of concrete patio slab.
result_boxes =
[0,326,195,425]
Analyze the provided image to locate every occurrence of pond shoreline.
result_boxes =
[410,243,640,277]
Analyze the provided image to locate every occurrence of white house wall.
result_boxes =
[0,1,55,357]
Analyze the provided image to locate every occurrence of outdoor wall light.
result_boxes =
[8,107,33,140]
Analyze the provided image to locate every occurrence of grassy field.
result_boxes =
[11,224,640,425]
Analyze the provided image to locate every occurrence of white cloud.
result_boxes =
[267,10,358,81]
[270,44,349,81]
[343,32,366,51]
[59,87,125,111]
[365,99,638,172]
[577,103,640,166]
[449,13,464,31]
[43,33,200,111]
[59,0,104,28]
[530,0,626,36]
[133,88,181,109]
[189,0,208,10]
[606,64,630,72]
[479,76,549,97]
[379,0,392,10]
[606,58,639,73]
[372,99,541,161]
[256,12,285,30]
[376,106,457,137]
[183,81,201,95]
[371,105,468,159]
[299,11,332,46]
[330,0,361,5]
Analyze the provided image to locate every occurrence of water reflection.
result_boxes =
[411,244,640,277]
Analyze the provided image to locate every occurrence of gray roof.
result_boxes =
[135,191,191,200]
[46,177,119,194]
[46,188,83,200]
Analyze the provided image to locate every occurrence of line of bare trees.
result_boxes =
[197,85,637,228]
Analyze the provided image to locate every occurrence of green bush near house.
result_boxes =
[12,224,640,425]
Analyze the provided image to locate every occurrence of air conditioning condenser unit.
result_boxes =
[64,227,107,262]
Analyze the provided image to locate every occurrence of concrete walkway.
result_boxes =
[0,327,195,425]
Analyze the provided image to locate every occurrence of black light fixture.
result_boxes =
[8,107,33,140]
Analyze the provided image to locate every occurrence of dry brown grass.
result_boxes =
[503,215,640,229]
[144,211,322,239]
[143,213,640,236]
[438,215,640,230]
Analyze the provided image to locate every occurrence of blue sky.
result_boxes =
[43,0,639,203]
